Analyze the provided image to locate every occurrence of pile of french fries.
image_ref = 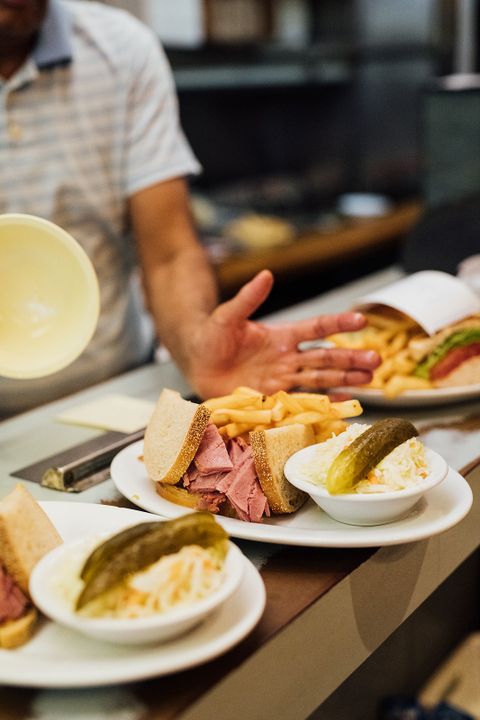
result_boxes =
[328,306,432,398]
[203,386,362,442]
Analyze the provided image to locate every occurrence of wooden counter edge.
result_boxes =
[215,201,423,293]
[172,460,480,720]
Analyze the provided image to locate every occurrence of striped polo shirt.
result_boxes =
[0,0,200,415]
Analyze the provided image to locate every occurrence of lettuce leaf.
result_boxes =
[414,329,480,379]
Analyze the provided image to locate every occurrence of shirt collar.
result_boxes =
[33,0,73,69]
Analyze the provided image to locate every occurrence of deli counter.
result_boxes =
[1,266,480,720]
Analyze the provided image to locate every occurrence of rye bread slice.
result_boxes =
[143,388,211,485]
[250,424,315,514]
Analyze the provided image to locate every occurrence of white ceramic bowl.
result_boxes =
[284,446,449,526]
[0,213,99,378]
[30,536,244,645]
[337,192,393,218]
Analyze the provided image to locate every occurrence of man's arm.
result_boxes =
[130,177,380,398]
[129,176,218,378]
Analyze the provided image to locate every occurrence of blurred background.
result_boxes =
[102,0,480,312]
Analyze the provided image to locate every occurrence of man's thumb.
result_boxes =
[214,270,274,325]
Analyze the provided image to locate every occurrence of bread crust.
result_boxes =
[0,606,37,649]
[409,317,480,362]
[0,484,62,595]
[156,483,238,519]
[434,355,480,387]
[144,389,211,485]
[250,424,314,514]
[156,482,201,509]
[0,485,62,649]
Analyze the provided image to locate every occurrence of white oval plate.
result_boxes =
[0,503,265,688]
[111,441,473,548]
[342,384,480,408]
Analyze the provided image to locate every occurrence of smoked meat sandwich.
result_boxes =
[144,389,315,523]
[0,485,62,648]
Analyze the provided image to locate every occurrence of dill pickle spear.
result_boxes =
[76,513,228,610]
[81,521,162,584]
[326,418,418,495]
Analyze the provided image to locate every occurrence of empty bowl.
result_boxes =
[0,213,99,378]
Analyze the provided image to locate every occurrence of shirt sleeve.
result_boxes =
[123,28,201,197]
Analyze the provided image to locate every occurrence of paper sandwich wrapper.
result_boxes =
[355,271,480,336]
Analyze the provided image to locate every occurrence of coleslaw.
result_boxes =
[303,423,428,493]
[52,538,225,619]
[82,545,224,619]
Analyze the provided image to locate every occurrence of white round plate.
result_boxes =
[111,441,473,548]
[0,503,265,689]
[343,384,480,408]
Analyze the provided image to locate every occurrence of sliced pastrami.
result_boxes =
[249,485,270,520]
[188,471,231,494]
[183,427,269,522]
[194,424,233,474]
[216,440,252,494]
[182,464,200,488]
[197,491,227,514]
[0,565,29,624]
[226,436,249,465]
[225,448,269,523]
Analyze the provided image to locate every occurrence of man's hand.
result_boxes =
[184,270,381,399]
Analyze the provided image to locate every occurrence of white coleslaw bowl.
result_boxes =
[30,535,244,645]
[284,446,449,526]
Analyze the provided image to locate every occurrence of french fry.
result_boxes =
[271,400,287,422]
[392,350,416,375]
[384,374,432,399]
[220,408,272,424]
[313,419,347,442]
[330,399,363,418]
[290,393,331,413]
[207,387,362,440]
[327,305,435,397]
[218,422,252,438]
[258,395,276,410]
[364,309,416,331]
[273,390,304,414]
[204,394,259,411]
[387,331,408,356]
[277,411,325,427]
[232,386,263,396]
[372,356,395,382]
[210,411,230,426]
[366,375,384,390]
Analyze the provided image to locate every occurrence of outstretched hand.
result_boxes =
[185,270,381,399]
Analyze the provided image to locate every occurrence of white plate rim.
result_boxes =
[111,441,473,548]
[0,503,265,689]
[341,383,480,407]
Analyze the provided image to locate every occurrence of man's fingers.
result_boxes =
[297,347,381,371]
[213,270,274,326]
[326,391,353,402]
[288,368,374,389]
[290,312,368,344]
